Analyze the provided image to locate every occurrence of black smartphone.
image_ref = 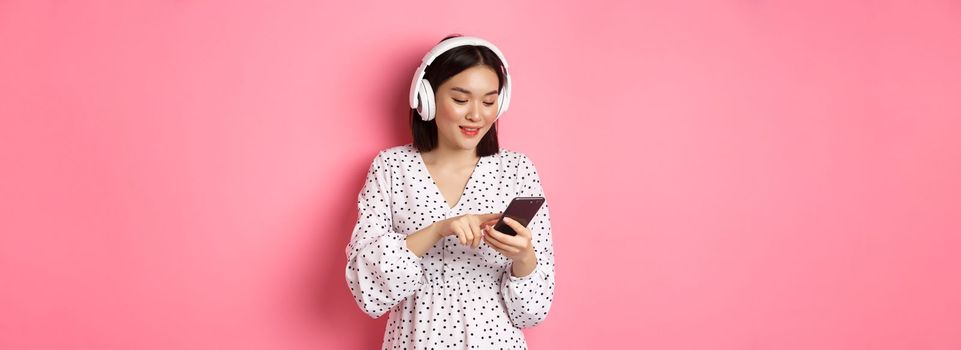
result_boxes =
[492,197,545,236]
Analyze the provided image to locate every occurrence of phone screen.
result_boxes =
[492,197,545,236]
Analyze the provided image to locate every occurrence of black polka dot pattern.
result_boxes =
[344,143,556,349]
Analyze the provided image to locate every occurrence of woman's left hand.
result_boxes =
[482,217,536,262]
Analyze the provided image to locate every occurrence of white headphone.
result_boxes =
[409,36,512,122]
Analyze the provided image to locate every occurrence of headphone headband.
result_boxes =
[408,36,512,121]
[419,36,510,69]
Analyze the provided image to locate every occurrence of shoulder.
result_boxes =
[371,143,418,165]
[494,146,537,172]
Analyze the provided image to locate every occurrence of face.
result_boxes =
[433,65,501,152]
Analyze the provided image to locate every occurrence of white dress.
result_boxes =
[345,143,556,349]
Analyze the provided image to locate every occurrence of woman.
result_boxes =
[345,34,555,349]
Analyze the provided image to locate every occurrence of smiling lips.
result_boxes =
[460,126,480,137]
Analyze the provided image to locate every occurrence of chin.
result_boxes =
[457,140,478,150]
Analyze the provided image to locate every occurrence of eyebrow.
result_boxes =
[450,87,499,96]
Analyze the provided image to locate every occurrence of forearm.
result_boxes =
[500,249,554,328]
[404,222,443,257]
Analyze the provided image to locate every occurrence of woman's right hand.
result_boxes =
[434,213,502,249]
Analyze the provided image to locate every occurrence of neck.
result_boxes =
[422,142,479,166]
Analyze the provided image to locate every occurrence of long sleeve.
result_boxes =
[344,151,425,319]
[499,154,556,328]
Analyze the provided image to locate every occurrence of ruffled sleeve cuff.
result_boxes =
[506,258,541,281]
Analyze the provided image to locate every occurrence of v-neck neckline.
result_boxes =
[412,146,485,212]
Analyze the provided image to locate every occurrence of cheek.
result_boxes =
[437,100,463,120]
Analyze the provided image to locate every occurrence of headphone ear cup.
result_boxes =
[496,93,507,119]
[495,75,511,120]
[417,79,435,121]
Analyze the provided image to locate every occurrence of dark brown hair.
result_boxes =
[410,34,506,157]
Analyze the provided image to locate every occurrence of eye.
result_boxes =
[453,98,467,104]
[483,101,495,106]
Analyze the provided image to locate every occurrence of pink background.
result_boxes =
[2,0,960,349]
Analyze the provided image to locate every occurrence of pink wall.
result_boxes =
[2,0,960,349]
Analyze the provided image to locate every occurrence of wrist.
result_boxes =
[429,220,446,241]
[510,251,538,278]
[514,250,537,264]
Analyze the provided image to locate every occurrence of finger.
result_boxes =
[484,225,506,244]
[482,227,502,244]
[472,230,482,248]
[462,221,477,245]
[503,217,531,238]
[487,242,510,256]
[475,222,488,248]
[478,224,491,248]
[469,223,482,248]
[461,221,475,245]
[487,224,523,245]
[478,213,503,222]
[484,229,519,254]
[485,226,520,249]
[453,224,467,245]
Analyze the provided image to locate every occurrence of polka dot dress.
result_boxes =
[345,143,556,349]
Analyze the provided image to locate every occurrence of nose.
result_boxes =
[466,102,482,122]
